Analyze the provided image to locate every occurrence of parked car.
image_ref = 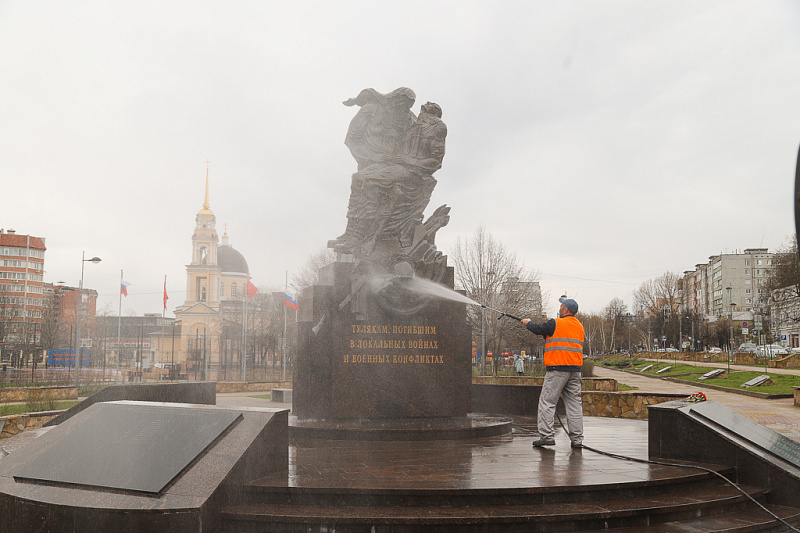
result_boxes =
[756,344,789,358]
[736,343,757,354]
[708,347,722,353]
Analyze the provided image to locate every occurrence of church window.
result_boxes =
[220,283,225,296]
[231,283,237,297]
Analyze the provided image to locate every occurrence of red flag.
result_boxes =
[247,280,258,299]
[163,280,169,309]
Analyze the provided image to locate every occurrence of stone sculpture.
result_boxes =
[327,88,450,315]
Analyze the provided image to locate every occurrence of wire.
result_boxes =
[555,414,800,532]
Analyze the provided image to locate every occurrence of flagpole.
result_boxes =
[116,269,122,384]
[283,271,288,381]
[162,275,166,319]
[242,290,247,382]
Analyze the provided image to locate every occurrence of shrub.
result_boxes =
[24,389,57,413]
[581,359,594,377]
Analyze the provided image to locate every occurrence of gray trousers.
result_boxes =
[537,370,583,443]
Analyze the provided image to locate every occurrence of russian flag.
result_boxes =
[120,280,131,296]
[284,293,299,311]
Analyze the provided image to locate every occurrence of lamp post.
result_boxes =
[624,313,633,358]
[74,252,101,390]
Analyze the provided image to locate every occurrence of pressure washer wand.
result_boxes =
[481,304,522,322]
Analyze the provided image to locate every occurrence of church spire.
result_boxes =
[203,159,211,209]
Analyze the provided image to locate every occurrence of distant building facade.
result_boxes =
[681,248,775,318]
[769,285,800,350]
[680,248,775,347]
[0,229,46,360]
[46,283,98,348]
[96,313,174,370]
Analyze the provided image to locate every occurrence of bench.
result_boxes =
[272,388,292,403]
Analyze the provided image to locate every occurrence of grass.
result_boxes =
[0,400,80,417]
[599,359,800,395]
[249,393,271,400]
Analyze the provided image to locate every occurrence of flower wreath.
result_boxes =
[686,392,707,403]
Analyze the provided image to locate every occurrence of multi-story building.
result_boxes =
[680,248,775,348]
[39,283,99,353]
[0,229,46,361]
[681,248,775,319]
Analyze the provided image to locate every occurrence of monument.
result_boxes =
[293,88,488,434]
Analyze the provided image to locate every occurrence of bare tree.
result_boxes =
[633,271,681,349]
[292,248,338,293]
[767,235,800,296]
[450,226,543,368]
[580,312,605,356]
[602,298,628,353]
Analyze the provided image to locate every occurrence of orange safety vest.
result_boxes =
[543,316,585,367]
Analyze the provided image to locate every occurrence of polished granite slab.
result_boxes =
[690,400,800,468]
[12,402,242,494]
[0,401,289,532]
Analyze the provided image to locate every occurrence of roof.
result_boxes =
[0,233,46,250]
[217,244,249,275]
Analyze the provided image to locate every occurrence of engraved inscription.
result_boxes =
[345,322,443,365]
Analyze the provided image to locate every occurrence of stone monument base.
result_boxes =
[289,413,511,442]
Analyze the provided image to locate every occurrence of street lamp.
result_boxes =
[726,285,735,373]
[74,252,101,390]
[624,313,633,358]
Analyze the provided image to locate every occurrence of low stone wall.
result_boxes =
[771,353,800,369]
[215,381,292,393]
[472,376,617,391]
[582,391,686,419]
[0,410,62,440]
[472,383,685,420]
[0,386,76,403]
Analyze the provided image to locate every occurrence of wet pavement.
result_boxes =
[213,369,800,496]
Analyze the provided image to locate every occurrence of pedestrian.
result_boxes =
[521,296,585,449]
[514,353,525,376]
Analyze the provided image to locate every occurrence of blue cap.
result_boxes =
[559,296,578,314]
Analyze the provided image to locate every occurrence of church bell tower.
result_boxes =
[185,167,220,305]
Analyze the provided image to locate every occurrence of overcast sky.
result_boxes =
[2,1,799,317]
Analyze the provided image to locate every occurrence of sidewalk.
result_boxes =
[593,365,800,443]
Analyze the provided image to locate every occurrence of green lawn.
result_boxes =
[0,400,80,417]
[249,393,271,400]
[599,359,800,395]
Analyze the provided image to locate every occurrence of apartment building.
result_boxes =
[681,248,775,319]
[0,229,46,357]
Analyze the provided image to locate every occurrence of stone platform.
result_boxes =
[222,415,800,532]
[289,413,512,441]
